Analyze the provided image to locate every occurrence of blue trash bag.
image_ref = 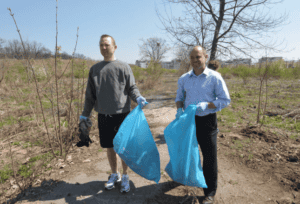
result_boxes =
[113,103,161,184]
[164,105,207,188]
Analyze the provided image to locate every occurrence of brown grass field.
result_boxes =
[0,58,300,203]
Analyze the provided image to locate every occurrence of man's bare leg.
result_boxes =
[107,148,118,173]
[121,159,128,175]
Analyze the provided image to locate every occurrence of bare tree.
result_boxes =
[74,53,86,59]
[26,41,44,58]
[139,37,170,62]
[0,38,5,52]
[3,39,52,59]
[157,0,289,61]
[61,51,71,59]
[40,47,52,58]
[174,44,193,73]
[7,39,23,58]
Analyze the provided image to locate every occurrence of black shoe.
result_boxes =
[76,141,90,147]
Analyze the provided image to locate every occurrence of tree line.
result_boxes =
[0,37,87,60]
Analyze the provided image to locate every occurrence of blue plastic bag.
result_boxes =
[164,105,207,188]
[113,104,161,184]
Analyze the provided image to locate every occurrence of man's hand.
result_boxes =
[196,102,208,112]
[79,116,91,131]
[137,96,148,108]
[176,108,184,119]
[80,115,88,121]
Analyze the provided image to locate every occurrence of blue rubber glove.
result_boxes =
[176,108,184,119]
[137,96,148,108]
[196,102,208,112]
[79,115,88,121]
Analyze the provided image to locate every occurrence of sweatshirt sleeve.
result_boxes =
[81,68,96,117]
[126,65,141,103]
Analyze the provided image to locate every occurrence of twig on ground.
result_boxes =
[258,176,271,185]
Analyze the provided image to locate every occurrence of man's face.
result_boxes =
[100,37,116,59]
[190,47,208,70]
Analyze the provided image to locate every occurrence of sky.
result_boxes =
[1,0,300,64]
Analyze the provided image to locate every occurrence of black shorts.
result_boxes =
[98,112,130,148]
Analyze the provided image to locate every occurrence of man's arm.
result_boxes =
[211,76,231,111]
[175,78,185,109]
[81,69,96,117]
[126,65,141,103]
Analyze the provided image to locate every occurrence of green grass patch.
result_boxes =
[131,65,146,81]
[12,141,21,146]
[0,164,13,183]
[230,91,243,99]
[236,99,247,106]
[260,116,300,132]
[19,101,34,108]
[230,138,253,152]
[221,61,300,80]
[18,164,33,178]
[19,115,34,122]
[244,138,251,144]
[22,142,32,149]
[231,139,244,150]
[41,100,54,109]
[21,88,32,94]
[18,152,54,179]
[65,60,89,79]
[290,134,298,140]
[220,108,237,123]
[33,140,43,146]
[0,116,16,128]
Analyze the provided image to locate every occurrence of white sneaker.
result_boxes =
[120,174,130,193]
[105,172,121,190]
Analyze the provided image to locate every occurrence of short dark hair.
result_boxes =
[208,60,221,71]
[99,34,116,46]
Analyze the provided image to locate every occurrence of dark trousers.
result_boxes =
[195,113,219,197]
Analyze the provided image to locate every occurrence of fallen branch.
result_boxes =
[258,176,271,185]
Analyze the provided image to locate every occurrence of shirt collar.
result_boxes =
[189,66,209,77]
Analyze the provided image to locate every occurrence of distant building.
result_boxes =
[258,57,282,63]
[161,61,172,69]
[161,59,181,70]
[284,60,296,68]
[135,59,181,70]
[135,60,149,68]
[221,58,252,67]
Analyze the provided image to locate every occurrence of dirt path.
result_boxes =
[4,107,299,204]
[11,145,293,204]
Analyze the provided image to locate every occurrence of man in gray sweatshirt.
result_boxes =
[80,34,147,193]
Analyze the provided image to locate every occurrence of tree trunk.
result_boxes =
[209,0,225,61]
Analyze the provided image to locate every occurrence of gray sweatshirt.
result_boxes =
[81,60,141,116]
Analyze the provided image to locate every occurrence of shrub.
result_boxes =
[0,165,13,183]
[230,91,243,99]
[140,60,165,90]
